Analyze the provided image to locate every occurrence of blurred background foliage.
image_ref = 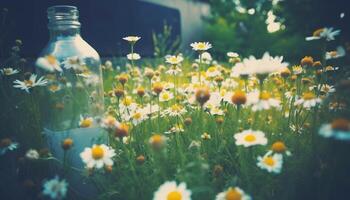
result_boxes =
[199,0,349,63]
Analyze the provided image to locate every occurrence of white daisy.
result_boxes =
[0,67,19,76]
[195,52,213,64]
[246,90,280,111]
[241,52,288,75]
[123,36,141,43]
[190,42,212,51]
[159,91,174,102]
[79,115,94,128]
[215,187,251,200]
[13,74,48,93]
[25,149,39,160]
[80,144,116,169]
[100,115,118,130]
[153,181,191,200]
[206,66,221,78]
[36,55,62,72]
[130,110,147,125]
[234,129,268,147]
[43,176,68,200]
[305,27,341,41]
[257,151,283,174]
[162,104,187,117]
[319,118,350,140]
[294,92,321,109]
[227,52,239,58]
[62,56,84,70]
[165,54,184,65]
[325,46,346,60]
[127,53,141,61]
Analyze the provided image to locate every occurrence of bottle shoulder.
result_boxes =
[39,36,100,61]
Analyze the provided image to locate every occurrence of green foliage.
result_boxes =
[152,22,181,58]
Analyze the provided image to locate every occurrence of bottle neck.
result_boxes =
[49,26,81,40]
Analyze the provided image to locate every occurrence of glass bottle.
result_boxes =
[36,5,104,131]
[36,5,105,197]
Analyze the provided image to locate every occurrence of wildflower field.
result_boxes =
[1,8,350,200]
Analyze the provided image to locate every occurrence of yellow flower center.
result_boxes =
[171,104,182,112]
[24,80,33,87]
[169,57,178,63]
[80,118,93,128]
[151,134,163,145]
[46,55,57,65]
[259,91,271,100]
[197,43,206,49]
[303,92,315,100]
[123,97,132,106]
[208,66,216,72]
[91,146,104,160]
[133,112,141,120]
[162,93,170,100]
[244,134,256,142]
[225,188,242,200]
[167,191,182,200]
[329,51,338,57]
[49,84,59,92]
[263,156,275,166]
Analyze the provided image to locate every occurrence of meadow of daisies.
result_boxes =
[1,27,350,200]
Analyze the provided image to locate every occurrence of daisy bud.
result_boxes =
[137,87,145,97]
[300,56,314,67]
[214,76,224,83]
[192,63,199,70]
[195,87,210,106]
[61,138,73,150]
[184,118,192,126]
[216,117,224,125]
[149,134,166,150]
[105,165,113,173]
[145,70,154,79]
[301,78,312,84]
[213,164,224,177]
[152,82,164,95]
[271,141,287,153]
[115,123,129,138]
[280,68,291,78]
[290,75,297,81]
[0,138,12,148]
[117,74,128,85]
[312,61,322,68]
[231,90,247,105]
[114,88,124,98]
[136,155,146,165]
[316,69,323,76]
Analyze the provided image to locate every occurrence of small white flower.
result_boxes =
[190,42,212,51]
[25,149,39,160]
[13,74,48,93]
[153,181,191,200]
[123,36,141,43]
[227,52,239,58]
[325,46,346,60]
[257,151,283,174]
[165,54,184,65]
[294,92,321,109]
[246,90,280,111]
[215,187,251,200]
[306,27,341,41]
[159,91,174,102]
[79,115,94,128]
[43,176,68,200]
[234,129,268,147]
[162,104,187,117]
[206,66,221,77]
[166,65,182,75]
[80,144,116,169]
[0,68,19,76]
[319,118,350,140]
[36,55,62,72]
[62,56,84,70]
[241,52,288,75]
[201,132,211,140]
[127,53,141,60]
[101,115,118,129]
